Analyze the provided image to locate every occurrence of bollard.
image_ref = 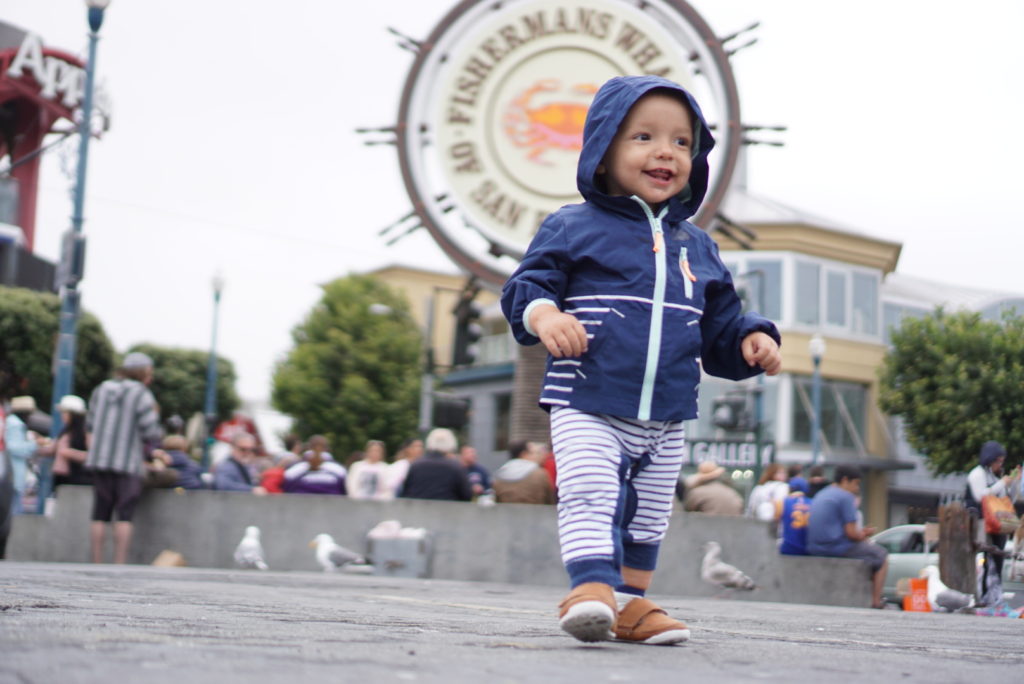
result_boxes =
[938,502,976,596]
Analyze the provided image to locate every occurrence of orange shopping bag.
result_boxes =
[902,578,931,612]
[982,495,1020,535]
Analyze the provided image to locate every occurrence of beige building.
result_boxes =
[368,265,499,369]
[710,189,905,528]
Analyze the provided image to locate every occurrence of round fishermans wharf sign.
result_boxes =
[396,0,741,286]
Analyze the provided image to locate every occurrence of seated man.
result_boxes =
[398,428,472,502]
[492,441,555,505]
[283,448,347,495]
[154,435,206,490]
[213,433,267,495]
[806,465,888,608]
[779,478,811,555]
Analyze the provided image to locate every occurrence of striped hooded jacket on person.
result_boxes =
[501,75,780,422]
[86,378,162,476]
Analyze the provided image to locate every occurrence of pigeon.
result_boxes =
[920,565,975,612]
[701,541,756,592]
[310,533,366,572]
[233,525,268,570]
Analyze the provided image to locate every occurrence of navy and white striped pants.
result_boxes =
[551,406,687,588]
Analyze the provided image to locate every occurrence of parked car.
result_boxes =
[871,523,1024,605]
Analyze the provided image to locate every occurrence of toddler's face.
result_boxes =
[597,93,693,207]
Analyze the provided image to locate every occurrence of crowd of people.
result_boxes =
[3,353,1013,612]
[0,351,566,564]
[196,429,560,507]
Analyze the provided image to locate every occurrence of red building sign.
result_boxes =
[1,22,87,251]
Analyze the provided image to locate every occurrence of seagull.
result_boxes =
[233,525,268,570]
[701,541,756,592]
[921,565,975,612]
[310,533,365,572]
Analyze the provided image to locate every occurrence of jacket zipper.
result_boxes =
[632,196,669,421]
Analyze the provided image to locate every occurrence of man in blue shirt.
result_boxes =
[807,465,888,608]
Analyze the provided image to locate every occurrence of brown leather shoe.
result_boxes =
[558,582,617,642]
[614,597,690,645]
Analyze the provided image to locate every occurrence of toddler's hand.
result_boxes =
[530,305,588,358]
[742,332,781,375]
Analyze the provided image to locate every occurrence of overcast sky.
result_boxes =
[5,0,1023,402]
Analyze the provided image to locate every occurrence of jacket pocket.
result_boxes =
[679,247,696,300]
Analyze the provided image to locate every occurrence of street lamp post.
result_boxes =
[41,0,111,513]
[809,334,827,465]
[738,269,768,483]
[417,293,436,436]
[201,273,225,470]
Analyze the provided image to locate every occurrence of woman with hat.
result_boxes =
[682,461,743,515]
[53,395,92,493]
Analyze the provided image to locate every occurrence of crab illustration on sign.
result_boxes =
[503,79,598,165]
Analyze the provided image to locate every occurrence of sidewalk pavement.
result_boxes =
[1,561,1022,684]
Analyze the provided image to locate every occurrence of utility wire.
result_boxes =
[34,185,405,258]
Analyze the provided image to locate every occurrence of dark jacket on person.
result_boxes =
[165,449,206,490]
[492,459,556,504]
[213,457,256,492]
[398,451,472,501]
[501,75,780,422]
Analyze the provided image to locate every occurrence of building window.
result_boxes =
[746,260,782,321]
[883,303,929,345]
[980,298,1024,321]
[852,272,878,335]
[826,271,846,326]
[792,377,868,452]
[492,392,511,452]
[796,261,820,325]
[690,378,777,443]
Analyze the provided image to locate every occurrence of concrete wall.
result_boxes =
[8,486,871,607]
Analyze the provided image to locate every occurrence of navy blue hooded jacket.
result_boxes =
[501,75,780,422]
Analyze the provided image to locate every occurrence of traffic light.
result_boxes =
[711,392,751,431]
[452,291,483,367]
[433,394,470,429]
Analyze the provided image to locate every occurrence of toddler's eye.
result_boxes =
[633,133,651,141]
[675,137,691,147]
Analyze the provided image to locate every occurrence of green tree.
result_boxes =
[879,309,1024,474]
[271,274,422,459]
[0,285,115,409]
[127,343,240,426]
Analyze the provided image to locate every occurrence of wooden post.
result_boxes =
[509,343,551,445]
[938,502,976,596]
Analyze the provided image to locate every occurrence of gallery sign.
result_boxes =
[684,439,775,469]
[395,0,741,285]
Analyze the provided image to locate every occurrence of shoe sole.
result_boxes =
[621,627,691,645]
[559,601,615,642]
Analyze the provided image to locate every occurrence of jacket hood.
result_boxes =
[979,440,1006,467]
[102,378,131,401]
[577,75,715,220]
[494,458,539,482]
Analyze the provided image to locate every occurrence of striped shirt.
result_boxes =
[86,379,162,476]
